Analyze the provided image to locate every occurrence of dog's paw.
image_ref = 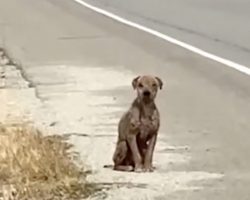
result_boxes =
[134,168,144,173]
[143,165,154,172]
[134,164,144,173]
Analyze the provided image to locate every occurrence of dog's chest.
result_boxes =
[138,116,154,141]
[137,103,158,141]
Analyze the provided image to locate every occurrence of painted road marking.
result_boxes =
[73,0,250,76]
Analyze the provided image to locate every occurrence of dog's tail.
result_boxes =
[103,164,113,169]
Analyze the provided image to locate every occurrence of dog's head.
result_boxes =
[132,75,163,103]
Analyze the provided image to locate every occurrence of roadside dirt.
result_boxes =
[0,49,99,200]
[0,48,223,199]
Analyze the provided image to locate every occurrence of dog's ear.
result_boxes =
[132,76,140,89]
[155,76,163,90]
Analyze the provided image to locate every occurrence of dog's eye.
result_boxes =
[152,83,157,87]
[138,83,143,88]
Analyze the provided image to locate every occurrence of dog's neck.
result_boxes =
[134,98,156,119]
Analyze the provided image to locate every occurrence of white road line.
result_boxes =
[73,0,250,76]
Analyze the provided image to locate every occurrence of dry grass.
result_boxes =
[0,123,96,200]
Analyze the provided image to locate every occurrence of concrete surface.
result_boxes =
[0,0,250,199]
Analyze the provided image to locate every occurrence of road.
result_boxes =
[84,0,250,67]
[0,0,250,199]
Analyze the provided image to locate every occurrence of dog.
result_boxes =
[112,75,163,172]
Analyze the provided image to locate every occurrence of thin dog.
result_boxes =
[112,75,163,172]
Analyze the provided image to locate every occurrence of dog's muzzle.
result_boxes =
[143,90,151,97]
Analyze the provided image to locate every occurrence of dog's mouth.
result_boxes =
[138,90,155,103]
[142,95,153,103]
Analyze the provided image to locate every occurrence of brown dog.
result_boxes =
[112,75,163,172]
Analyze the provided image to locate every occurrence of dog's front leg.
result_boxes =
[144,134,157,172]
[127,133,143,172]
[144,110,159,172]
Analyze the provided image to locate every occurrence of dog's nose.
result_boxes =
[143,90,151,96]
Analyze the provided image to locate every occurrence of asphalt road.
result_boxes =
[0,0,250,199]
[85,0,250,67]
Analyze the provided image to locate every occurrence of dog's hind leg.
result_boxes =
[113,141,134,171]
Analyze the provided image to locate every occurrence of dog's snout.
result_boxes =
[143,90,151,96]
